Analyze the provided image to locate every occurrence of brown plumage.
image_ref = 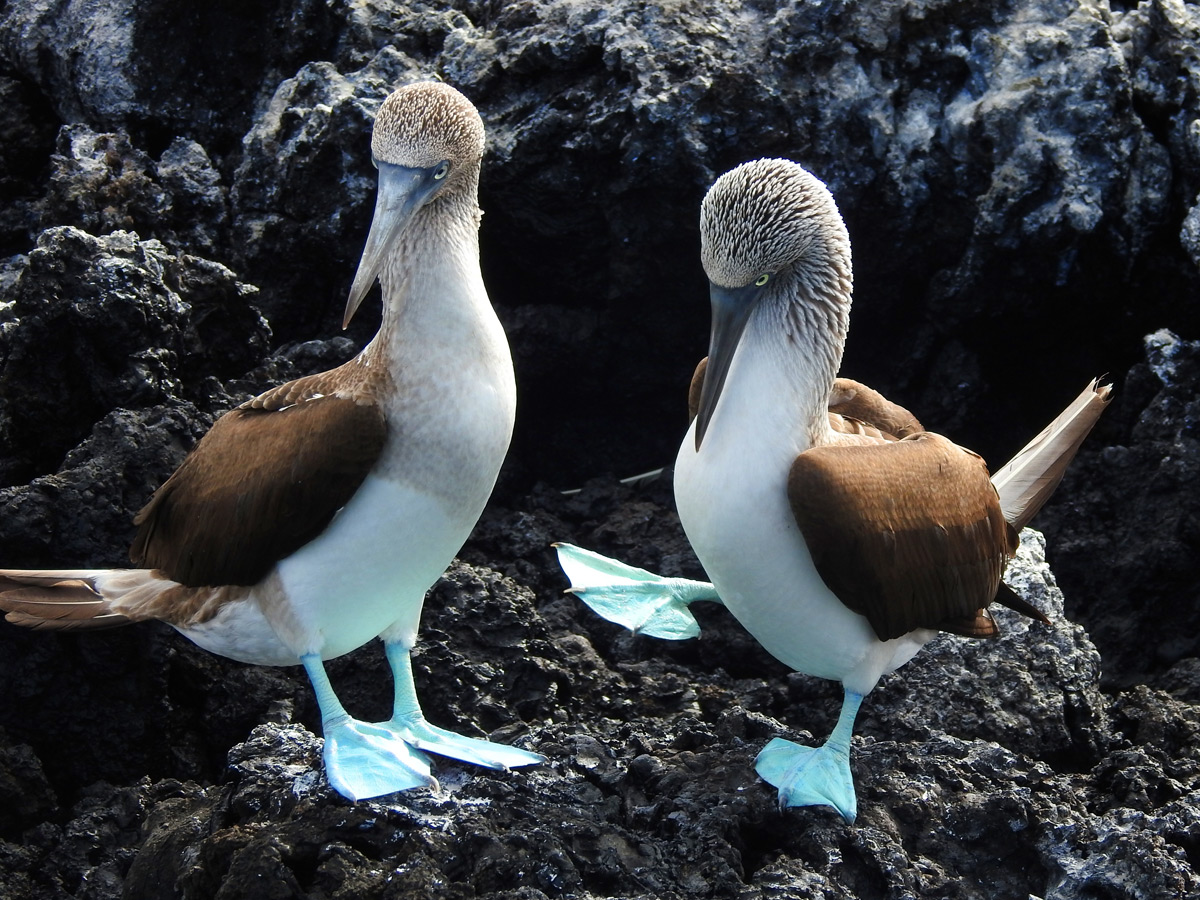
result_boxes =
[826,377,924,439]
[685,356,1109,644]
[788,433,1014,641]
[131,360,387,588]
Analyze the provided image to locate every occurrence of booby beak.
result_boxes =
[693,281,759,450]
[344,161,446,328]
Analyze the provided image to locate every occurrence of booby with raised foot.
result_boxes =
[0,81,542,801]
[556,158,1109,823]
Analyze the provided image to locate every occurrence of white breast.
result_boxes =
[673,337,931,695]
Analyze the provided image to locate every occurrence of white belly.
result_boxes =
[275,475,472,656]
[178,476,474,665]
[674,419,931,696]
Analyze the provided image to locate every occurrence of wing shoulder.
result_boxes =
[828,377,924,438]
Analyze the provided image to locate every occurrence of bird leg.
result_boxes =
[380,641,544,770]
[553,542,722,640]
[300,653,436,801]
[755,688,864,824]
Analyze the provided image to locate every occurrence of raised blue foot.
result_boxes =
[755,690,863,824]
[302,654,436,801]
[553,542,721,640]
[381,642,544,770]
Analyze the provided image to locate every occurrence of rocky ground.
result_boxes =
[1,0,1199,897]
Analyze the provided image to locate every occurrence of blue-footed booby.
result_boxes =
[0,81,542,801]
[556,158,1109,823]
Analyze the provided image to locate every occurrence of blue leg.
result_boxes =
[380,642,544,770]
[301,653,435,801]
[553,542,721,640]
[755,689,863,824]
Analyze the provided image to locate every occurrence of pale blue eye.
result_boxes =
[434,161,450,180]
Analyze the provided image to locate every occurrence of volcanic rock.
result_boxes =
[0,0,1198,896]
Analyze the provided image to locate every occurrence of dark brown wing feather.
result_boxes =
[788,432,1012,641]
[827,377,923,438]
[687,358,708,423]
[130,389,387,587]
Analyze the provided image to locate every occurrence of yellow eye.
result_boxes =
[434,161,450,180]
[755,274,770,286]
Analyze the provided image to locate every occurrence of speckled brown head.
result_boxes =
[345,82,487,327]
[692,160,854,449]
[700,159,851,294]
[371,81,485,187]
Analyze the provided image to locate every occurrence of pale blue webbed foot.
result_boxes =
[320,716,436,800]
[379,642,545,771]
[755,690,864,824]
[301,654,437,801]
[553,542,722,640]
[386,715,545,770]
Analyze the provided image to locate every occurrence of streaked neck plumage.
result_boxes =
[703,272,852,467]
[355,169,514,507]
[364,178,489,370]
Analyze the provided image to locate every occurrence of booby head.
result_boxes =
[693,159,853,448]
[344,81,487,327]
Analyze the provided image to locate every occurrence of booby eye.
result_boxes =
[755,273,770,286]
[433,161,450,180]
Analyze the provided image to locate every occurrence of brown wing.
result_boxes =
[788,432,1014,641]
[827,377,924,438]
[689,361,923,440]
[130,386,387,587]
[687,358,708,423]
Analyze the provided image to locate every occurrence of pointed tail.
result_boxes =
[0,571,133,631]
[991,379,1112,531]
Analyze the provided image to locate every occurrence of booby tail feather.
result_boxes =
[0,571,133,630]
[991,379,1111,531]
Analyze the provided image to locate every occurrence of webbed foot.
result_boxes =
[756,737,857,823]
[302,653,436,801]
[386,715,544,769]
[321,715,436,800]
[384,642,544,770]
[553,542,720,640]
[755,690,863,824]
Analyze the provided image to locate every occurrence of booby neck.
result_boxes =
[695,270,852,463]
[362,184,491,370]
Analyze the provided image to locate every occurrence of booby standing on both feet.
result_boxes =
[555,159,1109,823]
[0,81,543,801]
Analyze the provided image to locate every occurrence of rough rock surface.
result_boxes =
[0,0,1199,896]
[1038,329,1200,685]
[2,494,1199,899]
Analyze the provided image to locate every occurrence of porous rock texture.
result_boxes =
[0,0,1198,897]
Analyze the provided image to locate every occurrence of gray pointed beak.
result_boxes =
[344,162,440,328]
[694,282,758,450]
